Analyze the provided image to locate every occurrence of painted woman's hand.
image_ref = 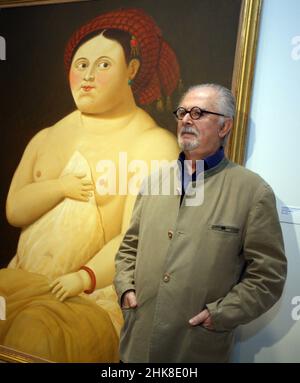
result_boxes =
[59,173,94,201]
[50,271,85,302]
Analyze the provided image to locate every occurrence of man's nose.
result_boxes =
[182,111,193,124]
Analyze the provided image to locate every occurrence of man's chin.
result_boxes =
[178,139,200,151]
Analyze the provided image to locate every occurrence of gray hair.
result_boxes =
[183,83,236,119]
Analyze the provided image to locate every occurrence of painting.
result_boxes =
[0,0,262,362]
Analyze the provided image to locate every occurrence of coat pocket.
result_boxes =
[120,308,136,347]
[211,224,240,234]
[119,307,137,360]
[188,325,234,362]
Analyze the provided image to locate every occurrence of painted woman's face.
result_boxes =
[70,33,130,115]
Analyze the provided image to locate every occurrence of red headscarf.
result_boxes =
[64,8,180,106]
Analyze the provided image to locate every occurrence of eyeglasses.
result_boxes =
[173,106,226,120]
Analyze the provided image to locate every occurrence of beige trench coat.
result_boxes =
[114,158,287,362]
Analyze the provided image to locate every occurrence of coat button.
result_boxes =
[163,273,170,282]
[168,230,173,239]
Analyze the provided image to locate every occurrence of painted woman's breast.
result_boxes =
[32,134,77,183]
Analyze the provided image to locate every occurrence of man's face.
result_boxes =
[177,88,229,158]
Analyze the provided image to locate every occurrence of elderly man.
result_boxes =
[114,84,287,363]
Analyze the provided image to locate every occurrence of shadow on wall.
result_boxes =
[233,216,299,362]
[244,116,256,163]
[232,116,299,361]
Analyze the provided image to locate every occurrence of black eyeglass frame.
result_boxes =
[173,106,226,120]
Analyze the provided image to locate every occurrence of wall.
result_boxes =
[233,0,300,362]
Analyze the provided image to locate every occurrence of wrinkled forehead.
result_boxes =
[72,33,124,63]
[180,88,218,109]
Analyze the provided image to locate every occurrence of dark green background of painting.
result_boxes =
[0,0,241,267]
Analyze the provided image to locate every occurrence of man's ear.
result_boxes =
[128,59,140,80]
[218,118,233,138]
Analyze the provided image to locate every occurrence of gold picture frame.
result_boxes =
[0,0,88,7]
[229,0,262,164]
[0,345,52,363]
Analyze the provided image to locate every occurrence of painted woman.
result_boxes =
[0,8,180,362]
